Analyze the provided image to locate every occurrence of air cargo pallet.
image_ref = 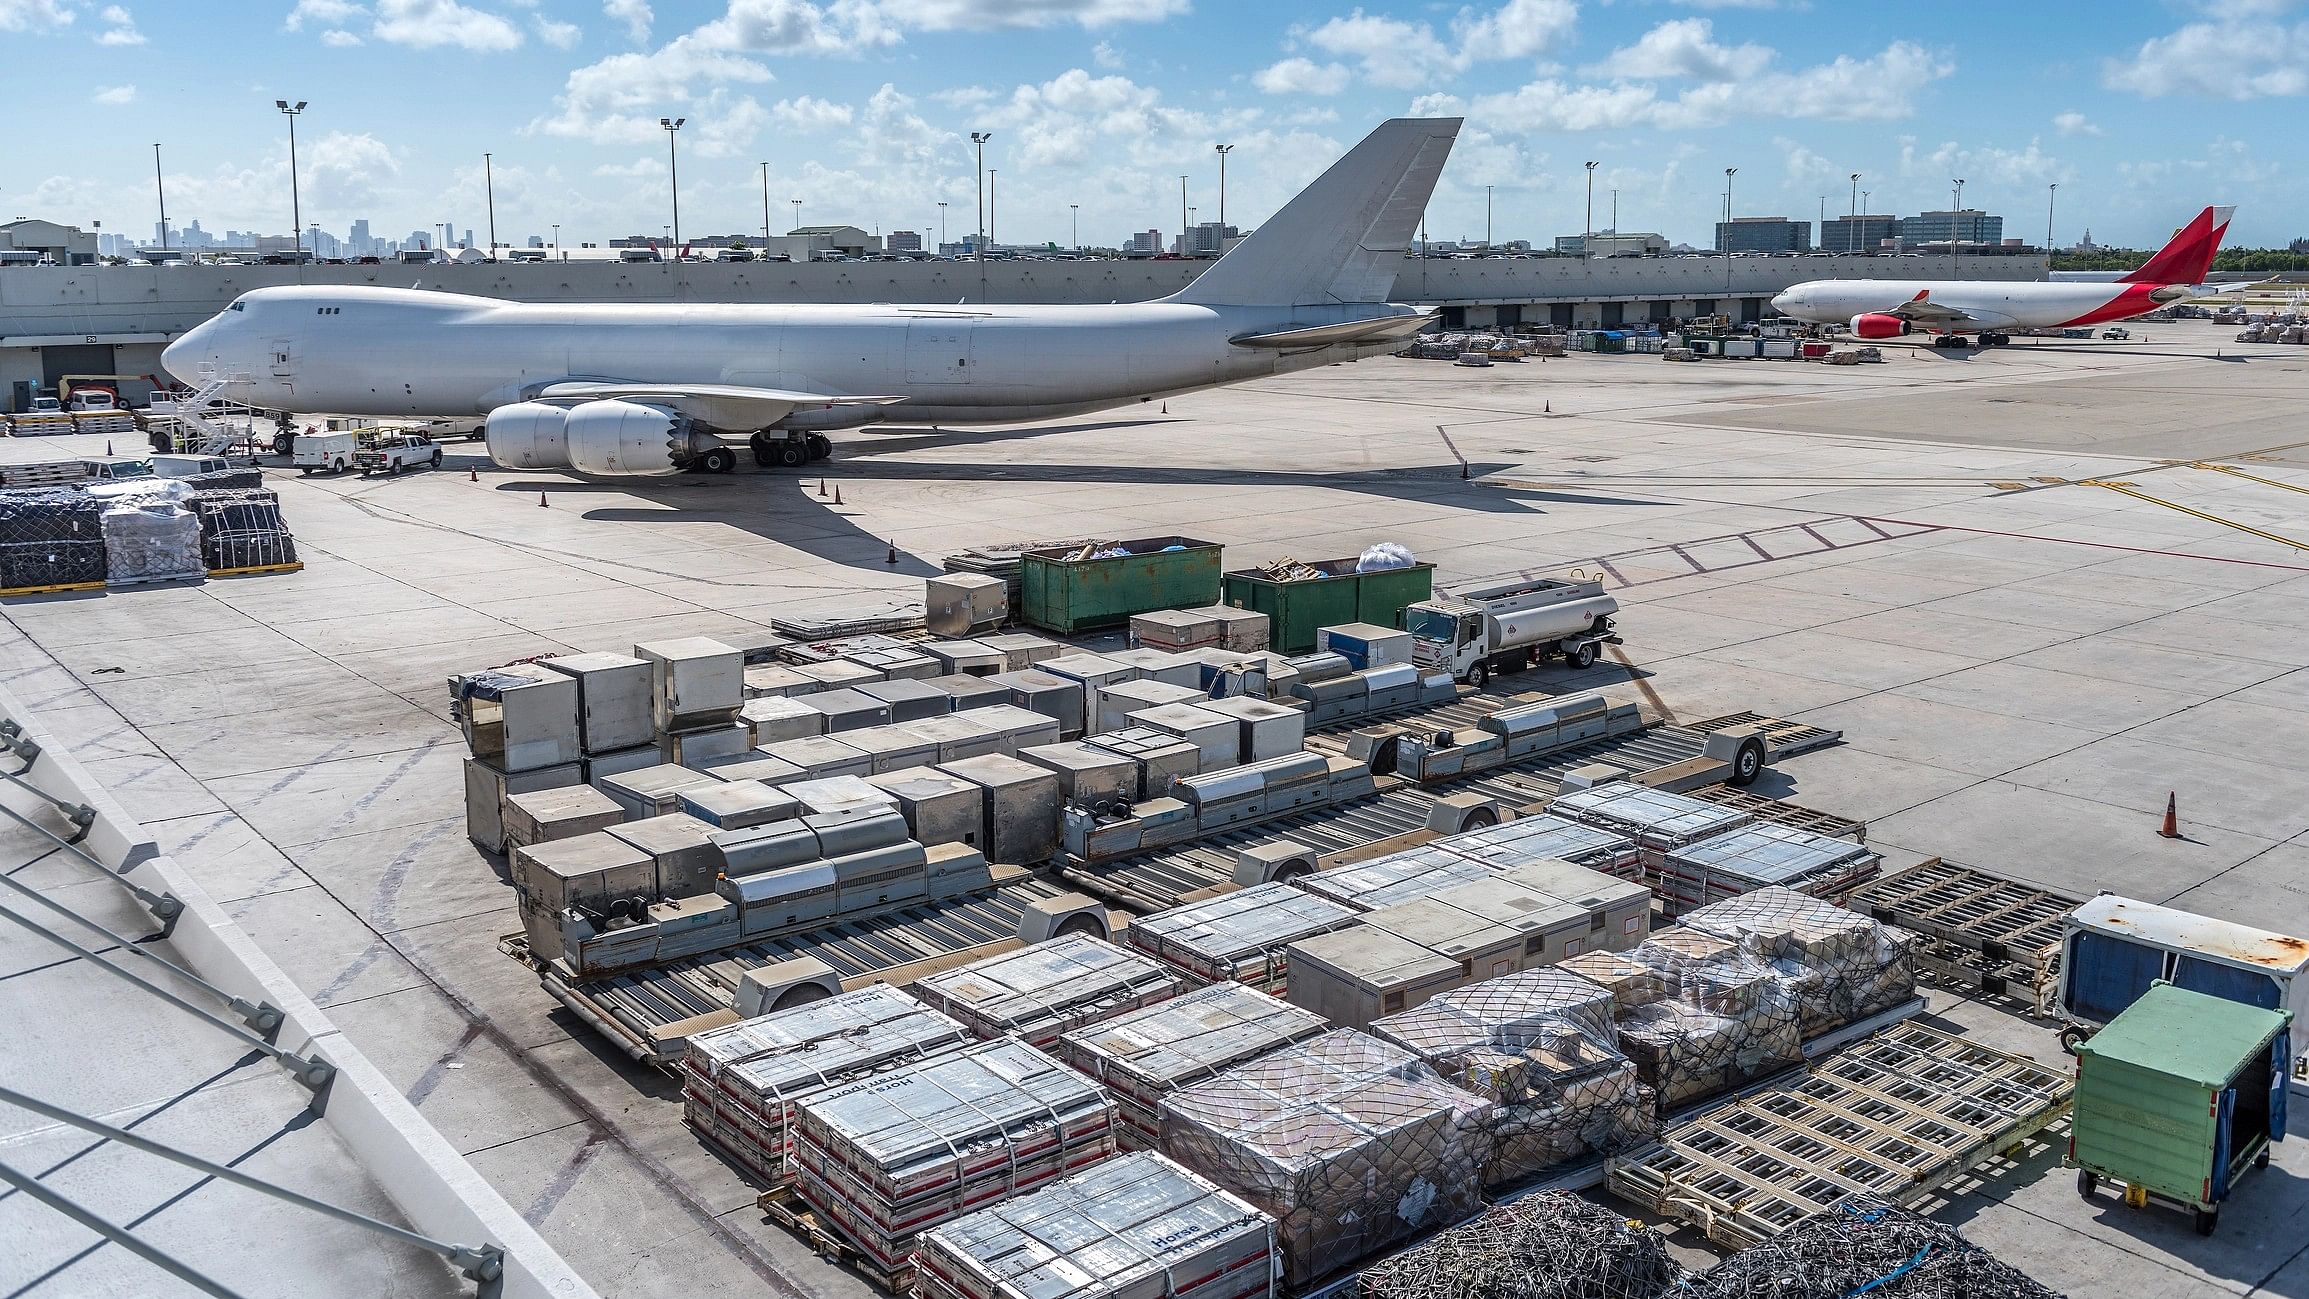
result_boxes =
[1844,857,2078,1014]
[1,580,105,598]
[754,1184,914,1295]
[208,561,305,577]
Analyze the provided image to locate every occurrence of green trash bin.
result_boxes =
[1019,536,1223,635]
[1221,558,1435,655]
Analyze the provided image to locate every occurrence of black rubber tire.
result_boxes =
[770,983,832,1012]
[1054,913,1107,939]
[2255,1146,2271,1170]
[431,451,442,468]
[698,446,737,474]
[774,440,808,469]
[1566,642,1599,670]
[807,433,832,461]
[273,432,294,456]
[751,433,777,467]
[1462,808,1499,831]
[387,460,400,475]
[2059,1025,2091,1056]
[1726,735,1767,787]
[2195,1208,2219,1237]
[1466,662,1489,690]
[2077,1170,2097,1199]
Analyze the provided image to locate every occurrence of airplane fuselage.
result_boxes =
[1771,279,2174,334]
[164,286,1419,426]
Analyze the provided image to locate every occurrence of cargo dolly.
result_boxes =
[1844,858,2078,1014]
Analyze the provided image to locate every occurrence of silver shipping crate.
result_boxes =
[700,751,809,786]
[845,724,942,775]
[964,702,1064,751]
[678,779,802,831]
[859,678,950,723]
[1043,653,1142,720]
[801,687,895,734]
[743,662,821,699]
[924,673,1011,710]
[504,782,624,852]
[539,652,654,755]
[865,767,986,850]
[1019,741,1138,810]
[513,832,657,954]
[922,642,1008,678]
[760,735,873,780]
[606,812,724,900]
[1105,647,1204,687]
[719,861,843,935]
[850,647,942,682]
[635,636,744,732]
[925,572,1009,638]
[464,757,579,853]
[455,664,582,773]
[598,763,725,821]
[979,631,1065,671]
[1096,679,1207,733]
[910,712,1009,764]
[713,820,827,879]
[1130,608,1222,650]
[1194,696,1305,764]
[789,658,884,690]
[987,670,1084,739]
[1083,727,1203,801]
[911,934,1187,1047]
[1204,606,1270,653]
[1131,702,1239,772]
[787,775,903,822]
[741,696,827,746]
[936,754,1061,866]
[585,743,663,788]
[660,720,753,768]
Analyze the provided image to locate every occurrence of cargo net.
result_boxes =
[192,488,298,571]
[0,487,107,590]
[1678,886,1917,1038]
[1606,929,1805,1110]
[1357,1192,1686,1299]
[1678,1199,2065,1299]
[1160,1028,1489,1285]
[91,479,204,584]
[1371,969,1656,1186]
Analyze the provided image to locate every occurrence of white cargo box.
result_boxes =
[1096,678,1206,733]
[634,637,744,732]
[1130,702,1239,772]
[1194,695,1305,764]
[539,652,654,755]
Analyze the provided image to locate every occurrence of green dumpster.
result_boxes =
[1019,536,1223,635]
[1221,558,1436,655]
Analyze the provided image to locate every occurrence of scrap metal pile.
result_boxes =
[1357,1192,1684,1299]
[1677,1201,2065,1298]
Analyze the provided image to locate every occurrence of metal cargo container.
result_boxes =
[759,734,872,780]
[513,831,657,954]
[597,762,725,821]
[1220,559,1435,655]
[1195,695,1306,764]
[1128,608,1222,652]
[681,984,972,1187]
[1658,822,1881,914]
[915,1152,1277,1299]
[921,641,1007,678]
[864,767,985,850]
[454,663,582,773]
[2071,982,2291,1234]
[742,662,819,699]
[936,753,1062,866]
[1284,926,1465,1030]
[1095,678,1206,733]
[2058,895,2309,1093]
[851,647,942,682]
[1131,702,1239,771]
[1020,536,1224,635]
[978,631,1065,671]
[539,652,654,755]
[922,673,1010,711]
[1059,983,1328,1148]
[859,677,949,722]
[717,861,840,937]
[1205,605,1272,654]
[1105,647,1203,687]
[1127,883,1361,993]
[1020,741,1137,810]
[789,658,883,690]
[677,779,801,831]
[957,702,1063,751]
[739,696,826,746]
[503,782,623,853]
[463,757,579,853]
[1082,727,1202,801]
[911,934,1186,1047]
[785,775,903,823]
[712,819,826,879]
[924,572,1008,639]
[1435,814,1642,881]
[907,712,1008,764]
[1379,874,1590,972]
[1547,784,1753,868]
[659,720,752,768]
[699,751,808,786]
[845,723,942,775]
[606,812,723,900]
[634,636,744,732]
[798,687,894,734]
[1043,652,1140,714]
[986,669,1085,739]
[584,743,663,789]
[1488,858,1652,957]
[1315,622,1416,671]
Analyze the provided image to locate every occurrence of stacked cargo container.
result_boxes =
[1059,982,1329,1148]
[1127,884,1362,994]
[909,934,1187,1048]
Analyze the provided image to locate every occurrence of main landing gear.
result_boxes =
[1933,332,2011,349]
[749,431,834,469]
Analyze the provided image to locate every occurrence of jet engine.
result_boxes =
[485,399,690,476]
[1850,313,1908,340]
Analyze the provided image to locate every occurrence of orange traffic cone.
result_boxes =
[832,484,843,505]
[816,478,827,498]
[537,491,548,508]
[2159,791,2180,839]
[105,440,114,455]
[468,466,478,482]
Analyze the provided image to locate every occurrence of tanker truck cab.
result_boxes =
[1406,576,1621,688]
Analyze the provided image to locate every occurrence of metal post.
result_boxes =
[2047,182,2057,253]
[970,131,991,258]
[550,223,559,260]
[761,163,771,249]
[1848,172,1860,254]
[1070,203,1079,251]
[1215,143,1233,230]
[153,143,169,254]
[1485,184,1493,246]
[1178,175,1188,256]
[988,171,996,249]
[791,198,801,234]
[937,201,948,251]
[0,863,274,1036]
[483,153,496,261]
[0,1157,248,1299]
[659,116,684,250]
[275,100,306,283]
[1582,161,1596,261]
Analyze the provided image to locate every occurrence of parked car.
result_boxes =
[2102,327,2131,340]
[354,431,444,475]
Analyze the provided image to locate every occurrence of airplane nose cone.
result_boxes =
[1770,291,1795,313]
[161,324,207,385]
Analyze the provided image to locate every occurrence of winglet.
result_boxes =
[2121,205,2235,285]
[1911,289,1930,301]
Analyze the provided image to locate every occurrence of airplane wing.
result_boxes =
[1885,290,1975,324]
[534,381,908,430]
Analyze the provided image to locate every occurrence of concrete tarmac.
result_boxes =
[5,317,2307,1296]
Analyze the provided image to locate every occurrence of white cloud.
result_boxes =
[285,0,366,30]
[321,26,362,43]
[0,0,74,30]
[371,0,524,50]
[603,0,648,41]
[1294,1,1576,90]
[1588,18,1769,81]
[1454,0,1576,61]
[1899,136,2068,189]
[1091,38,1120,69]
[2053,110,2103,136]
[1472,39,1952,130]
[1253,57,1351,96]
[93,83,137,104]
[96,4,145,43]
[900,0,1189,29]
[2103,7,2309,98]
[531,32,774,144]
[532,13,579,46]
[771,95,854,128]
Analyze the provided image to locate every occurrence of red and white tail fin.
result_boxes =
[2121,205,2235,285]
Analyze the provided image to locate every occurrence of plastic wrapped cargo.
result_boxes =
[1370,969,1656,1185]
[1657,823,1881,914]
[1059,981,1330,1148]
[191,488,298,571]
[915,1152,1278,1299]
[909,933,1187,1047]
[90,478,203,584]
[1608,934,1805,1108]
[790,1038,1118,1285]
[1159,1029,1489,1285]
[1127,883,1362,993]
[680,984,972,1186]
[1677,886,1916,1035]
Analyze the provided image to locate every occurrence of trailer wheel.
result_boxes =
[1566,642,1598,670]
[2059,1025,2090,1056]
[1725,735,1766,786]
[770,983,832,1013]
[2256,1146,2271,1171]
[2076,1171,2097,1199]
[775,440,808,469]
[2194,1208,2219,1237]
[1466,662,1489,690]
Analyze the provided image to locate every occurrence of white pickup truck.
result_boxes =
[354,431,444,476]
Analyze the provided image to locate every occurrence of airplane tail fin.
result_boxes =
[2121,205,2234,285]
[1168,117,1462,309]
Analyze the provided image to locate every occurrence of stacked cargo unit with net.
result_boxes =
[680,985,972,1186]
[789,1038,1118,1289]
[908,934,1188,1049]
[1126,883,1362,995]
[1677,886,1917,1037]
[1656,823,1882,915]
[914,1152,1278,1299]
[1059,982,1330,1148]
[1595,928,1806,1108]
[1159,1029,1489,1286]
[1370,968,1656,1187]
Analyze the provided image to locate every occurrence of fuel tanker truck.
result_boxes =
[1404,576,1621,687]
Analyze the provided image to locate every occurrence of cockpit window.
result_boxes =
[228,300,246,311]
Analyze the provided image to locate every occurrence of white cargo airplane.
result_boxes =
[1771,204,2247,348]
[161,118,1460,477]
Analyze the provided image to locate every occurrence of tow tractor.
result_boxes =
[1405,575,1621,688]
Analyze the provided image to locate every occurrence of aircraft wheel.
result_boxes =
[807,433,832,461]
[698,446,738,474]
[774,440,808,469]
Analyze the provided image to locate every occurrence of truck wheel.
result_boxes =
[2194,1208,2219,1237]
[2256,1146,2271,1171]
[1466,662,1489,690]
[698,446,737,474]
[2076,1171,2097,1199]
[1566,642,1599,670]
[2059,1025,2090,1056]
[431,451,442,468]
[1726,735,1766,786]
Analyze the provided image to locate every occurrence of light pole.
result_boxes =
[1610,186,1618,236]
[1214,143,1233,230]
[970,131,991,259]
[2046,182,2058,253]
[1951,178,1965,258]
[988,171,997,250]
[152,143,168,255]
[1178,175,1188,255]
[1485,184,1493,247]
[658,116,684,250]
[1723,167,1736,226]
[275,100,306,280]
[1848,173,1859,254]
[760,162,771,248]
[483,152,497,260]
[1583,161,1596,260]
[1070,203,1079,251]
[937,201,948,251]
[551,223,560,260]
[791,198,802,236]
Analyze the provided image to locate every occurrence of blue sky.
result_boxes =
[4,0,2302,251]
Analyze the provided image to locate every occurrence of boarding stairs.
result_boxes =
[148,373,247,455]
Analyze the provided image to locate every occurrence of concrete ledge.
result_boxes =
[0,683,599,1299]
